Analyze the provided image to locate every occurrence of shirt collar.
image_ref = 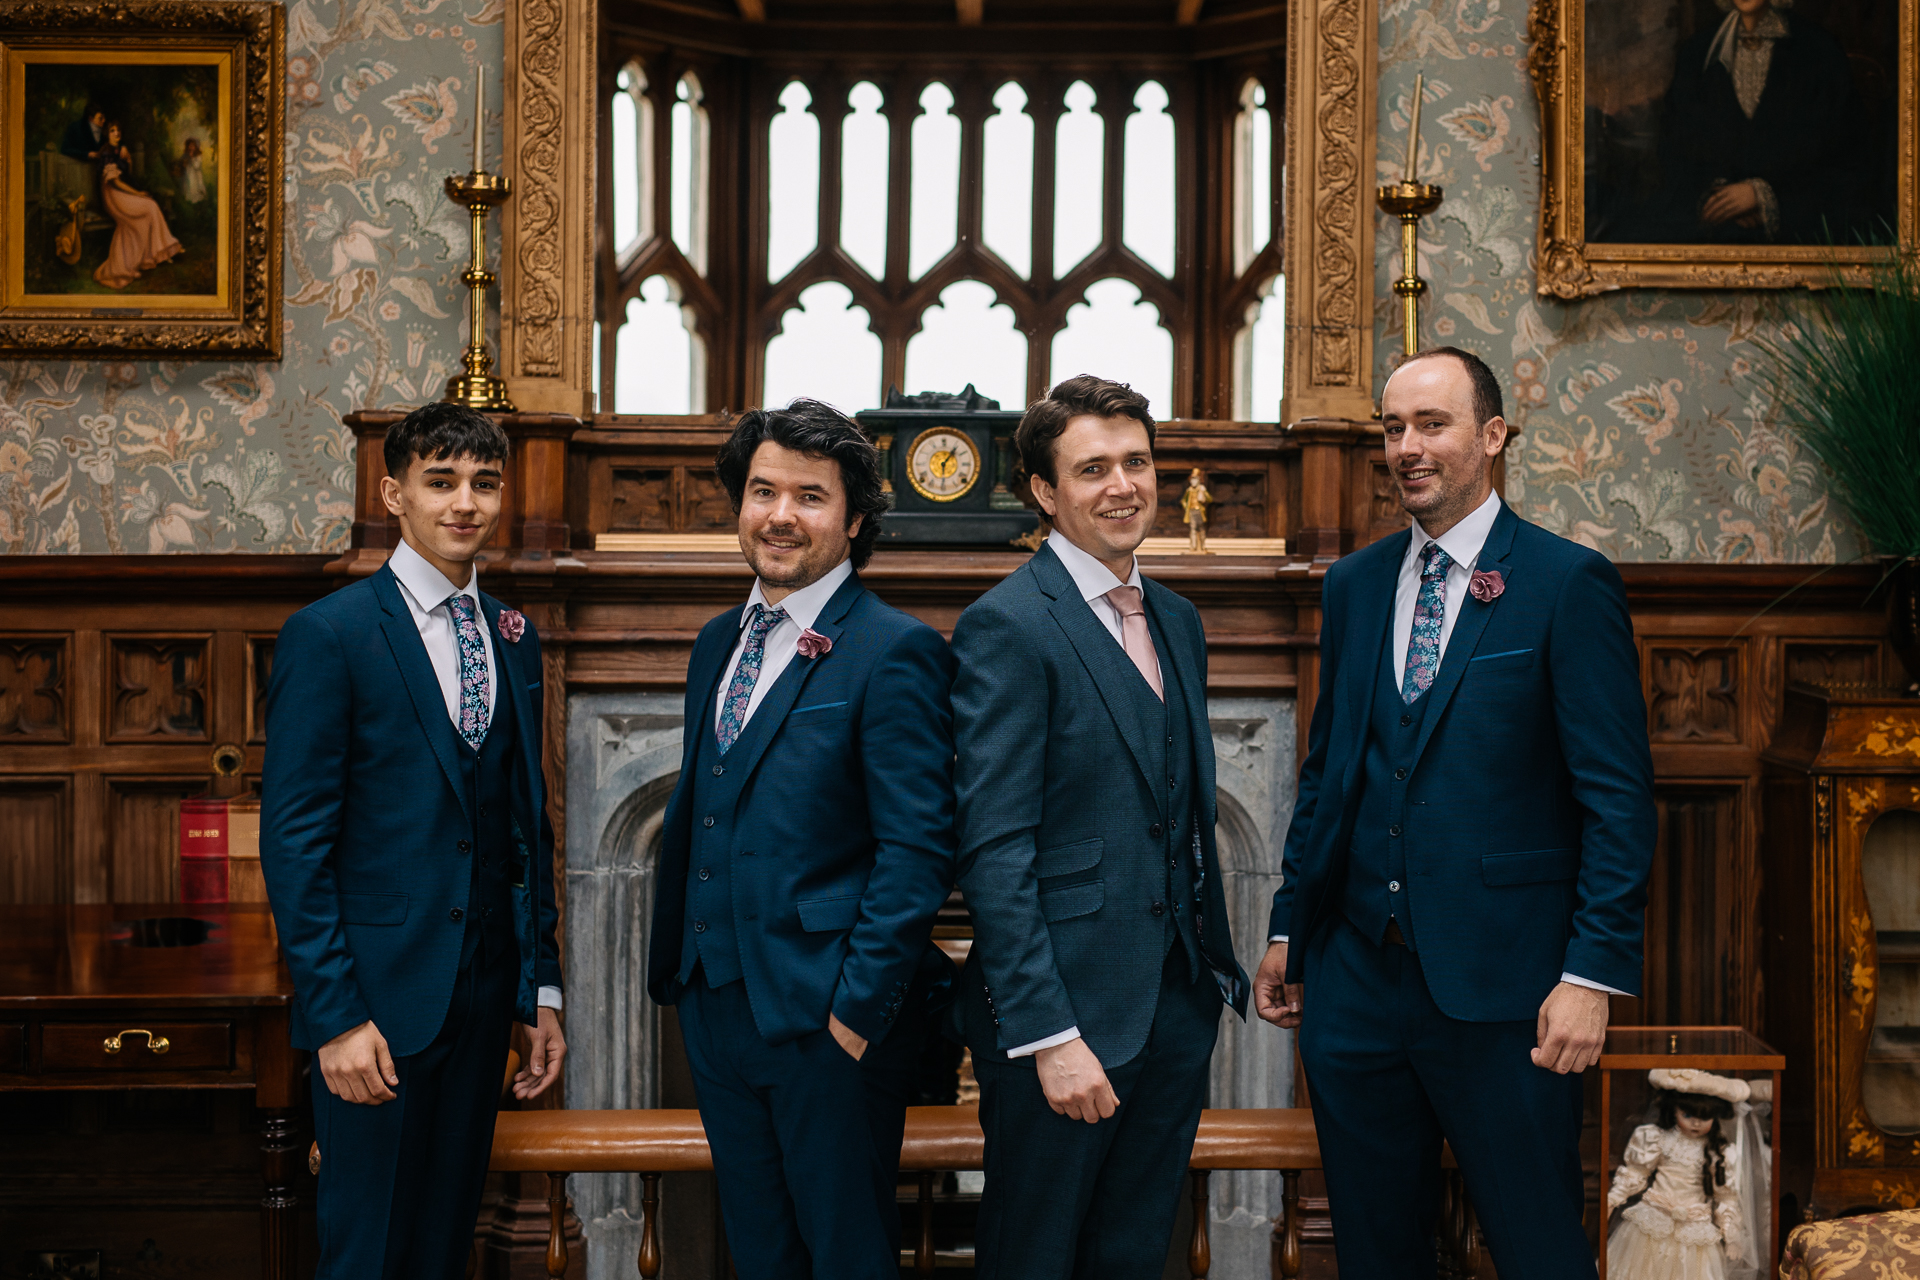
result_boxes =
[389,538,480,614]
[1047,529,1144,603]
[1408,489,1504,574]
[743,557,853,632]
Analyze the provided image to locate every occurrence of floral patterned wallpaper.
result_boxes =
[1376,0,1855,563]
[0,0,497,554]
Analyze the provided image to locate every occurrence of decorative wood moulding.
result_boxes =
[1281,0,1377,424]
[0,636,66,741]
[502,0,596,416]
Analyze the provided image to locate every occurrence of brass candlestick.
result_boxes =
[1377,179,1444,357]
[442,169,515,412]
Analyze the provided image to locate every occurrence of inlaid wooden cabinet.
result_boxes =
[1764,682,1920,1219]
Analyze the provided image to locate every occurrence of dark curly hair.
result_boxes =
[1015,374,1156,486]
[383,401,511,481]
[1654,1089,1735,1203]
[713,399,888,569]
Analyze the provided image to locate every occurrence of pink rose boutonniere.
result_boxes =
[1467,569,1505,603]
[498,609,527,643]
[796,628,833,659]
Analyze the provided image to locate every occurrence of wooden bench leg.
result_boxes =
[639,1172,662,1278]
[1271,1169,1301,1280]
[1188,1170,1212,1277]
[916,1171,935,1276]
[546,1174,569,1279]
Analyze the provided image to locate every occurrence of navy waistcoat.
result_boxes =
[1341,634,1432,947]
[677,673,781,988]
[455,680,518,969]
[1140,608,1205,979]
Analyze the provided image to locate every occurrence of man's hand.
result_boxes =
[828,1014,868,1062]
[1253,941,1304,1029]
[318,1020,398,1105]
[1034,1037,1119,1124]
[512,1007,567,1100]
[1532,982,1608,1073]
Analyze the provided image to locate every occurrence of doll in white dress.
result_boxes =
[1605,1068,1772,1280]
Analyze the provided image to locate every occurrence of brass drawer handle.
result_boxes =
[103,1029,170,1055]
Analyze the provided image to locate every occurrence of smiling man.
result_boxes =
[261,403,565,1279]
[1252,348,1654,1278]
[951,374,1248,1280]
[645,400,957,1279]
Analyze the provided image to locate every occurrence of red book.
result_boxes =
[180,796,229,903]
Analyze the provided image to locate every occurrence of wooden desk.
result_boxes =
[0,903,301,1280]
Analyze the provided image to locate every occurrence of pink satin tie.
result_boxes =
[1105,585,1164,702]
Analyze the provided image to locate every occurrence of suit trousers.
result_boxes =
[972,950,1222,1280]
[309,937,516,1280]
[1298,916,1590,1279]
[678,969,920,1280]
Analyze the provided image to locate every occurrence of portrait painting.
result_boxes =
[0,0,281,356]
[1530,0,1917,295]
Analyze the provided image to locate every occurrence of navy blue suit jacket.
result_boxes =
[952,543,1249,1069]
[260,566,562,1058]
[644,572,958,1048]
[1271,503,1655,1021]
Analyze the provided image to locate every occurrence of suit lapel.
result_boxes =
[1338,531,1407,798]
[1031,544,1157,794]
[373,567,472,820]
[729,571,866,786]
[683,613,739,758]
[1406,503,1519,776]
[480,593,542,819]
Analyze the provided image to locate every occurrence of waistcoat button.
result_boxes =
[1150,823,1163,839]
[1389,880,1401,893]
[698,867,711,881]
[704,816,716,828]
[450,908,464,922]
[694,920,707,933]
[1150,901,1166,917]
[712,765,725,777]
[1400,714,1413,727]
[1389,824,1402,837]
[1394,767,1408,780]
[458,839,471,853]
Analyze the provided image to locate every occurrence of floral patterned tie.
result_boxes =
[447,594,491,748]
[716,603,788,753]
[1402,542,1452,704]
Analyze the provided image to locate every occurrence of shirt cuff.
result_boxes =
[1559,972,1627,996]
[1269,935,1288,943]
[1006,1026,1081,1059]
[537,985,564,1011]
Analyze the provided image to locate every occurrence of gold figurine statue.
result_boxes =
[1181,468,1213,554]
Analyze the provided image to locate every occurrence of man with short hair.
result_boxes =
[262,401,566,1279]
[645,399,958,1279]
[61,108,109,163]
[952,374,1248,1280]
[1253,347,1655,1278]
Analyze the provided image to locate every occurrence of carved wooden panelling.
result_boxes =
[1786,643,1884,690]
[106,778,207,903]
[683,470,735,530]
[608,467,735,533]
[1639,786,1747,1026]
[109,637,211,741]
[247,636,274,744]
[1648,646,1741,743]
[0,778,70,904]
[1151,472,1267,538]
[0,637,67,741]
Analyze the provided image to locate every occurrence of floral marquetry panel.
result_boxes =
[107,636,209,742]
[0,636,66,740]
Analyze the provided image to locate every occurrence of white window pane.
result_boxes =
[840,81,889,280]
[615,276,702,415]
[592,319,602,412]
[1234,80,1272,276]
[1049,278,1171,420]
[672,74,709,274]
[1251,85,1272,261]
[611,86,640,251]
[910,82,960,280]
[904,280,1028,410]
[764,281,882,414]
[1054,81,1103,278]
[767,81,819,282]
[982,82,1033,278]
[1234,276,1285,421]
[1122,81,1175,277]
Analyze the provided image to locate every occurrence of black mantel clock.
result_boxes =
[857,386,1040,547]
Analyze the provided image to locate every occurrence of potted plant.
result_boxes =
[1761,254,1920,689]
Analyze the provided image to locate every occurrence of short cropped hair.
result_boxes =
[383,402,511,481]
[713,399,888,569]
[1015,375,1156,486]
[1400,346,1504,429]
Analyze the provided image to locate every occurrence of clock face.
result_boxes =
[904,426,981,503]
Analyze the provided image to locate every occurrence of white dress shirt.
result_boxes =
[1004,533,1149,1060]
[387,540,561,1013]
[714,558,854,737]
[1270,492,1622,996]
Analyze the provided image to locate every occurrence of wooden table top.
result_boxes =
[0,903,292,1009]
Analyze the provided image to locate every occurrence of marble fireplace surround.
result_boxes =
[564,691,1297,1280]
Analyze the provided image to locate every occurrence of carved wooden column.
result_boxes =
[1287,418,1362,563]
[1280,0,1379,427]
[500,414,581,568]
[501,0,597,418]
[332,410,406,576]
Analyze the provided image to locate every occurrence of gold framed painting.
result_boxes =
[0,0,282,356]
[1529,0,1918,297]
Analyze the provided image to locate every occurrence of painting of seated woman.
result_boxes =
[1584,0,1901,246]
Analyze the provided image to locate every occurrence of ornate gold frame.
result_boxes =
[0,0,283,357]
[1528,0,1918,298]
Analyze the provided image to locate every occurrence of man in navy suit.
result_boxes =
[262,403,565,1279]
[951,375,1248,1280]
[645,399,957,1279]
[1254,347,1655,1277]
